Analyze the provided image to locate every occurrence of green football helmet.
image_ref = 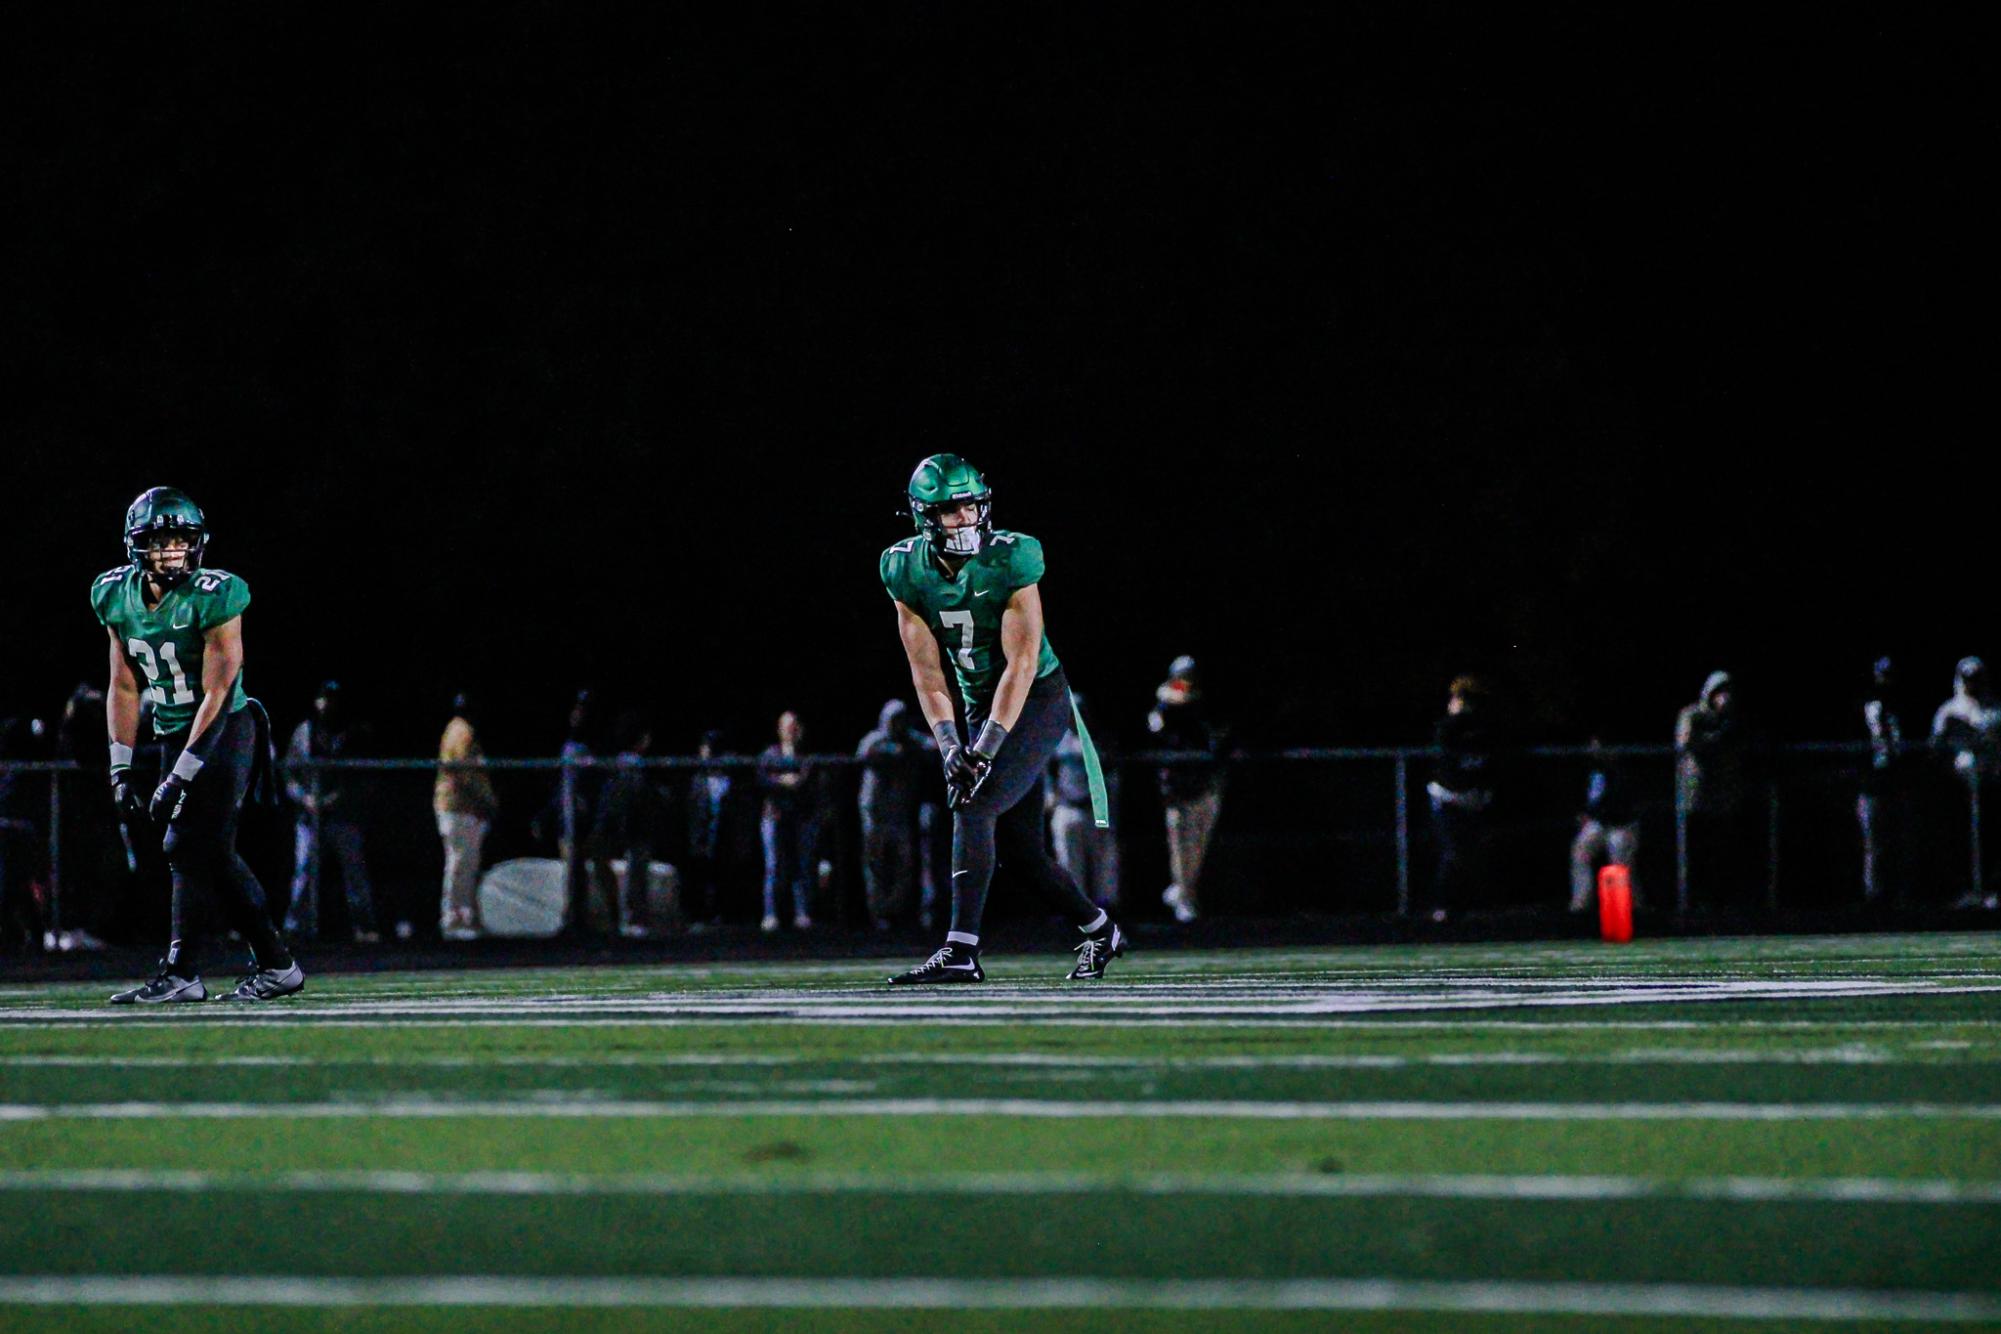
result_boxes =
[124,486,208,587]
[907,453,993,557]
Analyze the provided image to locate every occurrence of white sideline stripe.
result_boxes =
[7,1017,1999,1032]
[0,1045,1923,1069]
[4,1169,1998,1205]
[0,1275,1998,1320]
[4,1098,1999,1122]
[1,977,1996,1025]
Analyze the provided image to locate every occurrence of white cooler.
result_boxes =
[477,857,680,937]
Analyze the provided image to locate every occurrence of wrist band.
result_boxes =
[108,742,134,771]
[171,751,205,782]
[972,718,1009,759]
[931,720,960,753]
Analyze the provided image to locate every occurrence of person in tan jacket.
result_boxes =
[434,691,498,940]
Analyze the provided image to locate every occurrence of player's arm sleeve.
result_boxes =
[1005,536,1045,590]
[201,575,252,629]
[89,573,119,628]
[879,548,908,601]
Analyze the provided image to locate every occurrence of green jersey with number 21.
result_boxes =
[90,564,251,738]
[880,529,1061,710]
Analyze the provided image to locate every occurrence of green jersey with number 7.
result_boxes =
[879,527,1061,712]
[91,563,251,738]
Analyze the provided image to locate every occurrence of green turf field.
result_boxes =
[2,932,1999,1331]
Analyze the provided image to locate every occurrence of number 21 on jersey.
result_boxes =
[128,639,196,706]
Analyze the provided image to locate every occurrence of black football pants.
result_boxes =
[951,669,1100,938]
[133,708,291,977]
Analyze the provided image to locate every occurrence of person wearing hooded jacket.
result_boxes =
[281,680,379,943]
[1675,670,1764,909]
[856,699,928,928]
[1930,656,2001,910]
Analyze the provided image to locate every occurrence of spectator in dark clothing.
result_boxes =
[1931,656,2001,910]
[1569,737,1639,912]
[1676,670,1765,909]
[1858,657,1909,904]
[682,730,735,930]
[1149,655,1222,923]
[758,711,816,932]
[915,729,946,931]
[1426,675,1497,921]
[0,715,50,952]
[855,700,927,929]
[534,689,601,910]
[585,710,671,936]
[53,684,116,949]
[282,681,379,942]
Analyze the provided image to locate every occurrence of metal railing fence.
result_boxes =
[2,740,1992,940]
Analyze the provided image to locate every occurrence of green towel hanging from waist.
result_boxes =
[1069,693,1111,830]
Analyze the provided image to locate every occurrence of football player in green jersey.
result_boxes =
[880,454,1126,983]
[93,487,302,1003]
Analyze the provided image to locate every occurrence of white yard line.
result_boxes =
[6,1016,1999,1031]
[2,1168,1997,1205]
[0,1046,1929,1069]
[1,977,1995,1026]
[3,1097,1999,1121]
[0,1275,1997,1320]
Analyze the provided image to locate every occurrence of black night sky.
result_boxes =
[6,9,1988,758]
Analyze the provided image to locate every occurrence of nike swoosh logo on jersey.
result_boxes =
[973,589,991,598]
[171,612,193,629]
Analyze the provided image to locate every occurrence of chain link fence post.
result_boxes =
[46,770,62,935]
[1393,754,1411,917]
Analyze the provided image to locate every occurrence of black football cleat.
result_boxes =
[888,943,985,985]
[1067,921,1128,981]
[109,970,207,1005]
[216,961,306,1002]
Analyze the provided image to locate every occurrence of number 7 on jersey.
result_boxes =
[938,610,977,672]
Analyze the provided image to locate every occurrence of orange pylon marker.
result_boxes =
[1597,863,1634,943]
